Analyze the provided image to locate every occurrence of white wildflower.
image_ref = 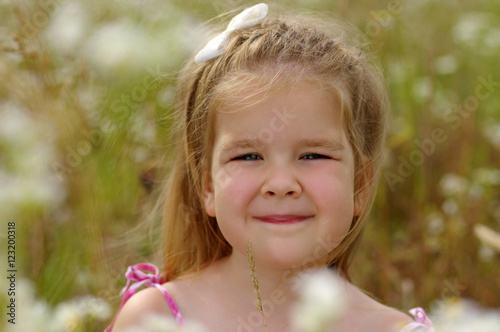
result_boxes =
[0,101,37,145]
[54,302,85,332]
[426,211,444,236]
[84,21,155,76]
[292,268,346,332]
[45,1,90,56]
[484,27,500,50]
[483,124,500,150]
[439,173,468,197]
[54,295,112,330]
[412,76,432,102]
[452,12,493,47]
[431,299,500,332]
[0,103,65,214]
[473,167,500,186]
[52,296,112,332]
[84,19,177,77]
[78,295,112,321]
[433,55,458,75]
[128,114,156,145]
[5,279,52,332]
[133,146,151,163]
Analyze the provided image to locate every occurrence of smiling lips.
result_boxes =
[255,215,312,224]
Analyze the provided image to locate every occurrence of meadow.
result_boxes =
[1,0,499,331]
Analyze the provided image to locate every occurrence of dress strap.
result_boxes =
[409,307,433,328]
[104,263,185,331]
[399,307,435,332]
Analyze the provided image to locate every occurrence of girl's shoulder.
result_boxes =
[340,281,429,331]
[111,286,175,331]
[106,263,186,332]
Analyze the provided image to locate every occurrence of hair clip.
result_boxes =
[194,3,269,64]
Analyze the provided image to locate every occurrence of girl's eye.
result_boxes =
[301,153,330,160]
[232,153,262,161]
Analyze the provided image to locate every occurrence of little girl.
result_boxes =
[106,3,434,332]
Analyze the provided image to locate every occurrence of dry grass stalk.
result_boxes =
[247,239,268,332]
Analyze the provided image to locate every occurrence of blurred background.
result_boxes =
[1,0,499,330]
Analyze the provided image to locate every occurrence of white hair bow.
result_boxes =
[194,3,269,64]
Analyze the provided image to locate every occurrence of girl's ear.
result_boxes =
[354,159,371,217]
[202,166,216,217]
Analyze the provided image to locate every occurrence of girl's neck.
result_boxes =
[213,251,303,304]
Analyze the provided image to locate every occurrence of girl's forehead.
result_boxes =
[213,80,347,142]
[213,73,341,115]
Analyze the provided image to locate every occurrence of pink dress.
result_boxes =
[105,263,434,332]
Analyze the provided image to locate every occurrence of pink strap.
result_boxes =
[409,307,433,328]
[104,263,185,331]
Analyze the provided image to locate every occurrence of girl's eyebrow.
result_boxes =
[297,138,345,151]
[219,138,264,155]
[219,137,344,155]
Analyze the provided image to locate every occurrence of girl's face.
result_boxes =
[204,79,361,270]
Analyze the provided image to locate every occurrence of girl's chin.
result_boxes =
[248,242,322,272]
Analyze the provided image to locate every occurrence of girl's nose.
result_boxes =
[261,166,302,198]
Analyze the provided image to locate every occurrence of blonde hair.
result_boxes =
[161,6,389,281]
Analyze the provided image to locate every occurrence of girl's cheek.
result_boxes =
[226,173,259,196]
[303,169,353,198]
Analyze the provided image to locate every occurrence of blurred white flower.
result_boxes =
[472,167,500,186]
[45,1,90,56]
[84,10,190,78]
[484,27,500,50]
[5,279,52,332]
[483,124,500,150]
[426,211,445,236]
[2,278,112,332]
[433,55,458,75]
[0,101,37,145]
[54,303,84,332]
[54,295,112,331]
[292,268,346,332]
[133,146,151,163]
[439,173,468,197]
[85,21,154,76]
[452,12,493,47]
[80,295,113,321]
[412,76,433,102]
[128,114,156,145]
[0,103,65,214]
[431,299,500,332]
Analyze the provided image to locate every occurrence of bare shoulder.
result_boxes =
[370,304,414,331]
[111,286,174,332]
[342,282,413,331]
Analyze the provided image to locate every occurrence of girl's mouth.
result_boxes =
[254,215,312,224]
